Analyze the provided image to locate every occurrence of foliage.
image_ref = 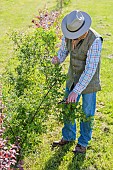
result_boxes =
[32,8,60,30]
[2,28,66,160]
[57,101,94,128]
[31,8,63,41]
[0,86,22,170]
[0,114,21,170]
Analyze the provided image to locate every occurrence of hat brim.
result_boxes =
[61,11,92,39]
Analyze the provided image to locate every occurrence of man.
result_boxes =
[52,10,103,154]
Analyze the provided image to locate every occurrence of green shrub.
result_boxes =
[2,28,66,158]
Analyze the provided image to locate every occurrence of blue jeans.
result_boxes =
[62,87,96,147]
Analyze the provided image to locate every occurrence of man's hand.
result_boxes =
[67,91,78,103]
[52,56,60,64]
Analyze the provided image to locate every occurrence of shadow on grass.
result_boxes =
[67,153,86,170]
[43,142,74,170]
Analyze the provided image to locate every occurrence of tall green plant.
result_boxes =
[2,28,66,158]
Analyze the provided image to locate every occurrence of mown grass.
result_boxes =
[1,0,113,169]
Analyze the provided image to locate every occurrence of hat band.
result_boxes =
[66,20,85,33]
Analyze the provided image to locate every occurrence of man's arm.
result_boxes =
[52,36,69,64]
[67,37,102,103]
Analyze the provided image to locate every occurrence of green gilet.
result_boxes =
[66,28,103,94]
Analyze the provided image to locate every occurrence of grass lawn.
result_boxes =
[1,0,113,169]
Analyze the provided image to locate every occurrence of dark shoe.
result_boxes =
[52,138,70,147]
[73,143,86,154]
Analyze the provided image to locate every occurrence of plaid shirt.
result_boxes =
[57,36,102,95]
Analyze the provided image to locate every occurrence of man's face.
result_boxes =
[73,31,88,41]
